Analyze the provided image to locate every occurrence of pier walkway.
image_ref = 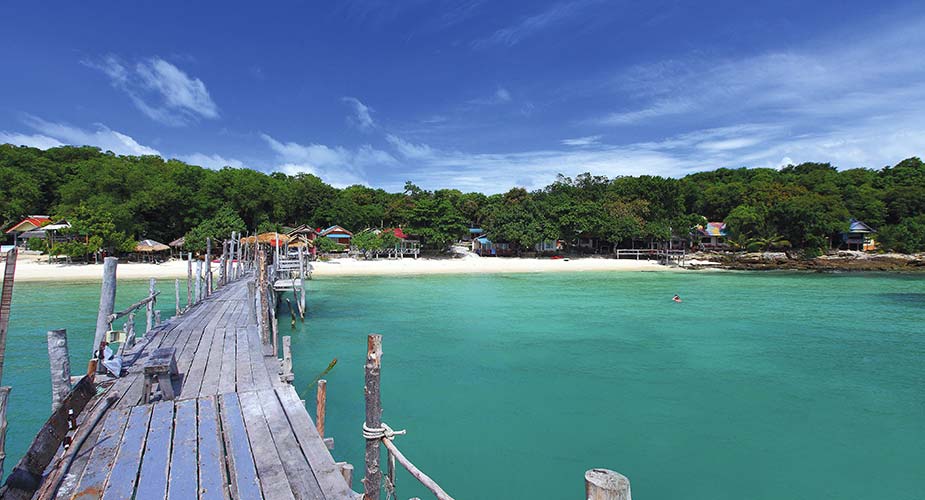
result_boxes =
[31,278,355,500]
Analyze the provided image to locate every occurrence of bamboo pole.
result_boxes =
[92,257,118,357]
[46,329,70,413]
[316,379,326,437]
[146,278,156,333]
[585,469,631,500]
[363,334,382,500]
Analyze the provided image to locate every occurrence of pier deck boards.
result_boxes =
[44,278,354,500]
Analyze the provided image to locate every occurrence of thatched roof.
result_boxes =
[169,236,185,247]
[136,239,170,252]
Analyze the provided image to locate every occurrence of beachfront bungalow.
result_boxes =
[461,227,484,243]
[695,222,728,250]
[320,225,353,249]
[575,234,613,254]
[472,235,514,256]
[535,239,563,254]
[5,215,52,245]
[840,219,877,251]
[288,224,319,257]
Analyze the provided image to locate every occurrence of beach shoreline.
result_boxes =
[3,253,676,282]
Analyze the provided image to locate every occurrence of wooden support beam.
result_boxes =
[146,278,156,333]
[363,334,382,500]
[194,260,203,304]
[186,252,193,307]
[316,379,326,437]
[585,469,631,500]
[46,329,70,413]
[0,248,18,384]
[92,257,118,357]
[380,439,455,500]
[205,237,213,296]
[335,462,354,490]
[281,336,293,383]
[0,376,96,498]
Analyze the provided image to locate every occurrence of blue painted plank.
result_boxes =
[168,399,199,500]
[135,401,174,499]
[102,404,153,500]
[220,393,262,499]
[72,407,130,500]
[197,396,228,500]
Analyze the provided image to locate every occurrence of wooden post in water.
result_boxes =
[297,246,306,320]
[0,386,8,478]
[205,237,213,296]
[146,278,156,333]
[194,260,202,304]
[316,379,327,438]
[154,310,161,326]
[219,240,228,287]
[286,298,295,328]
[46,329,70,413]
[281,336,293,382]
[187,252,193,308]
[228,231,236,281]
[92,257,118,356]
[257,250,270,343]
[175,278,181,316]
[585,469,631,500]
[363,334,382,500]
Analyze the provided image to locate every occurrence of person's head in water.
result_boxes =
[672,294,682,302]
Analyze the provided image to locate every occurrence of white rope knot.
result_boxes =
[363,421,406,441]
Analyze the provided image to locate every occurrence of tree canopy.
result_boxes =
[2,143,924,253]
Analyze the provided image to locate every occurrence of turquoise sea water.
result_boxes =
[2,271,924,499]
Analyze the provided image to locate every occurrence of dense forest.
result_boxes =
[1,144,924,257]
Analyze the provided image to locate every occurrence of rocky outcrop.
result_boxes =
[686,251,925,272]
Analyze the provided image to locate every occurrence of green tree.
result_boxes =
[185,206,246,252]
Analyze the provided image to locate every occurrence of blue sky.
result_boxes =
[2,1,924,193]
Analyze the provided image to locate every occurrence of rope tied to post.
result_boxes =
[363,421,406,441]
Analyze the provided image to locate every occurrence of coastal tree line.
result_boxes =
[1,144,924,257]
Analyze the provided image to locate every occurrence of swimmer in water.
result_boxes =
[672,294,682,303]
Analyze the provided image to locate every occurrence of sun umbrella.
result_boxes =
[135,239,170,252]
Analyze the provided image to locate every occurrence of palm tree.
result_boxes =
[747,234,792,252]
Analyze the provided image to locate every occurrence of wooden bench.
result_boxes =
[143,346,179,403]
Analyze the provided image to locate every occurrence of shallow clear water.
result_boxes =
[3,272,924,499]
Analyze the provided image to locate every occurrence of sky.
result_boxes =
[2,1,925,193]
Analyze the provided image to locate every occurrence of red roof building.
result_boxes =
[5,216,52,234]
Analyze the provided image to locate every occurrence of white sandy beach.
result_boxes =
[3,252,673,282]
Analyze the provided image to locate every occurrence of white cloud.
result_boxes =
[472,0,597,48]
[385,134,436,159]
[4,115,162,156]
[84,56,218,126]
[261,133,396,187]
[467,87,513,106]
[343,97,375,130]
[561,135,601,147]
[0,132,63,150]
[178,153,244,170]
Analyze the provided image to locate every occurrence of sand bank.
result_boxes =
[4,252,673,282]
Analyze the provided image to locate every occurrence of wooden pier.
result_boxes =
[1,265,355,500]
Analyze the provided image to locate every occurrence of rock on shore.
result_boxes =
[687,251,925,272]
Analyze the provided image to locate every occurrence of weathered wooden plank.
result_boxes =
[198,325,226,397]
[101,404,153,500]
[254,389,325,499]
[135,401,174,500]
[196,397,227,500]
[70,407,131,500]
[218,393,262,500]
[233,328,254,392]
[247,326,274,391]
[276,386,356,499]
[217,328,237,395]
[238,391,296,500]
[168,399,199,500]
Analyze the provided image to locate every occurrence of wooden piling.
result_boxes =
[194,260,203,304]
[154,310,161,326]
[281,336,293,382]
[205,237,213,296]
[316,379,327,438]
[146,278,156,333]
[287,298,296,328]
[46,329,70,413]
[257,250,270,343]
[175,279,181,316]
[297,246,306,320]
[0,248,19,384]
[187,252,193,307]
[585,469,631,500]
[336,462,353,490]
[124,313,136,351]
[92,257,118,356]
[363,334,382,500]
[219,240,228,287]
[0,386,8,478]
